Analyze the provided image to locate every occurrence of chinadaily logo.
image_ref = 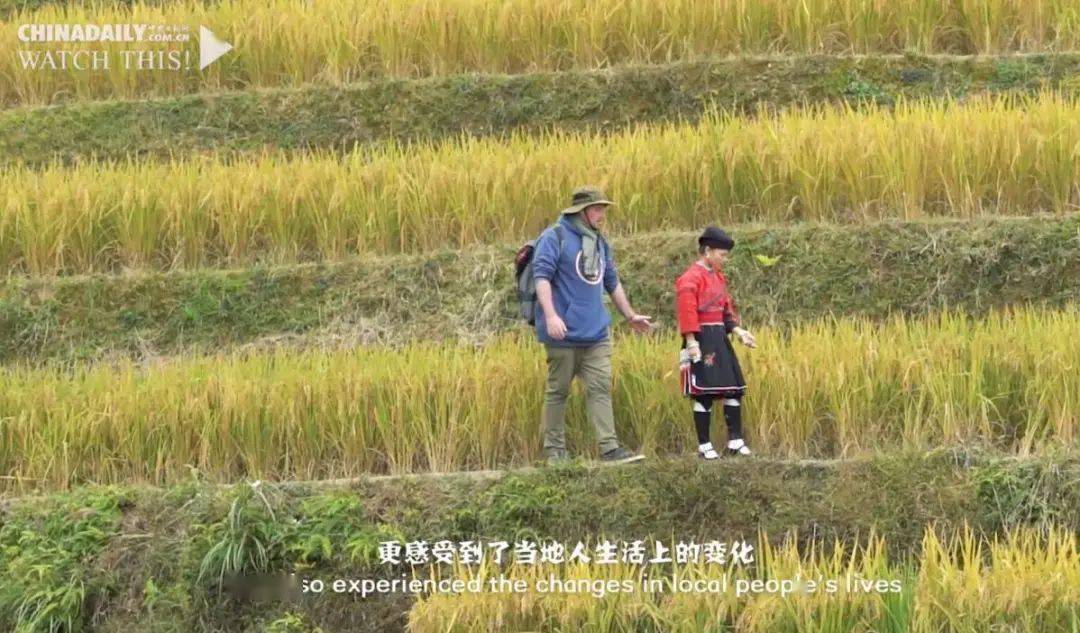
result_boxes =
[18,24,156,42]
[14,23,232,71]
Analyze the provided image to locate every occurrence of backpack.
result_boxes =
[514,225,564,325]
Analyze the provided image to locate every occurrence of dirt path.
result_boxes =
[1,450,1045,508]
[231,450,1008,493]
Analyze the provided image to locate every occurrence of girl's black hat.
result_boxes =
[698,226,734,250]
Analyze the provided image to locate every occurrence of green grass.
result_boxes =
[0,452,1076,632]
[1,216,1077,366]
[3,54,1077,169]
[0,487,129,633]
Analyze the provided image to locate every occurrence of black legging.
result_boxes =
[692,394,743,445]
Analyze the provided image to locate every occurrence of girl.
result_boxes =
[675,227,757,459]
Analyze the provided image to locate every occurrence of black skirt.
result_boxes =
[681,324,746,398]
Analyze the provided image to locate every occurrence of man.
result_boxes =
[532,185,653,464]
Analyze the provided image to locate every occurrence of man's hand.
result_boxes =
[536,279,565,340]
[734,327,757,348]
[627,313,653,334]
[546,314,568,340]
[611,284,652,334]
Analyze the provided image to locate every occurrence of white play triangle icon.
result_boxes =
[199,26,233,70]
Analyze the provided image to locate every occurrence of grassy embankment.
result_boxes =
[1,215,1078,365]
[3,54,1077,168]
[0,453,1076,632]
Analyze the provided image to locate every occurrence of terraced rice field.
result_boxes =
[0,0,1076,631]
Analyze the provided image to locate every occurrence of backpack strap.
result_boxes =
[543,224,565,282]
[530,224,566,286]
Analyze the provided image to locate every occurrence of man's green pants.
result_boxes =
[542,340,619,456]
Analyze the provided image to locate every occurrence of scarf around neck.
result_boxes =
[568,212,602,281]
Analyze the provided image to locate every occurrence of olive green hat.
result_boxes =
[560,185,614,215]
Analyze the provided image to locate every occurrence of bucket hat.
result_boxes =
[560,185,614,215]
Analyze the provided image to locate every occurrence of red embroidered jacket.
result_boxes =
[675,261,740,335]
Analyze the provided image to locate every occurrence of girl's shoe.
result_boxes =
[698,442,720,460]
[726,439,751,456]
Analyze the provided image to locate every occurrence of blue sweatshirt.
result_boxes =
[532,215,619,347]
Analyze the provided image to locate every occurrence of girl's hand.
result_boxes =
[686,341,702,362]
